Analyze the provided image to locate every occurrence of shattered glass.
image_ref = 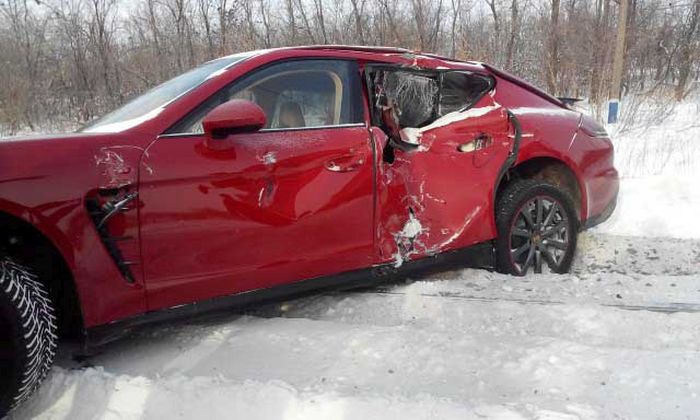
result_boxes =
[383,71,438,128]
[439,72,493,116]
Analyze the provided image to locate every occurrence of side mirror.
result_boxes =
[202,99,267,140]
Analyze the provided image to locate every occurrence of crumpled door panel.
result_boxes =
[374,95,512,266]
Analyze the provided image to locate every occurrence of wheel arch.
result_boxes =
[495,155,586,223]
[0,209,84,337]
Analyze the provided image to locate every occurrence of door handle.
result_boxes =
[458,133,493,153]
[325,154,365,172]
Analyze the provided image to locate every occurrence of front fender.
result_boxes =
[0,133,151,327]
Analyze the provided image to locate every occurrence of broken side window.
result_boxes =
[438,72,494,116]
[383,71,439,128]
[367,67,494,162]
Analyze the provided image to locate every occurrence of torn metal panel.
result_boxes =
[375,95,514,265]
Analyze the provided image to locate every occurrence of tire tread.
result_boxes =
[0,257,57,416]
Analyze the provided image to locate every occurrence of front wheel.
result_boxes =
[495,180,578,275]
[0,257,57,417]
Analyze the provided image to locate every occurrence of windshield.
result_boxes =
[82,52,255,133]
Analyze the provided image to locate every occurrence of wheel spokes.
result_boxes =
[509,195,571,276]
[542,221,566,238]
[512,228,531,238]
[536,198,544,225]
[540,246,559,267]
[512,241,531,259]
[521,206,534,228]
[543,202,558,226]
[545,239,568,250]
[534,249,543,273]
[521,245,536,273]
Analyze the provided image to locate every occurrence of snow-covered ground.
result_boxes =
[9,101,700,420]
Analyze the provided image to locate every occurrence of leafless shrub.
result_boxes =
[614,89,677,134]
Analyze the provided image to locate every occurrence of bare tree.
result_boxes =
[449,0,462,58]
[349,0,366,44]
[546,0,561,94]
[675,0,700,100]
[312,0,328,43]
[1,0,698,133]
[504,0,518,69]
[198,0,215,59]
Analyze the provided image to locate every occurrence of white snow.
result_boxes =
[397,211,423,239]
[392,211,425,267]
[608,100,700,178]
[593,174,700,239]
[9,100,700,420]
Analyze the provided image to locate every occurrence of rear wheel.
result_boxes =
[0,257,57,417]
[496,180,578,275]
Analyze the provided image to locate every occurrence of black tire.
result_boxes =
[495,179,578,276]
[0,257,57,418]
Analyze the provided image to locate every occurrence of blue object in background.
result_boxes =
[608,100,619,124]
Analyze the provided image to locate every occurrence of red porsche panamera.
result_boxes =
[0,46,618,414]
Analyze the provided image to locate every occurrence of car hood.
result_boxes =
[0,132,153,209]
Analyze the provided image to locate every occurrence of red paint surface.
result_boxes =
[139,126,375,309]
[0,46,618,327]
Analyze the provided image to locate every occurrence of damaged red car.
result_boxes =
[0,45,618,415]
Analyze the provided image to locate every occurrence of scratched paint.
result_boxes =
[94,146,146,188]
[95,149,131,188]
[261,151,277,165]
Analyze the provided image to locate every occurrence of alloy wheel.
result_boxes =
[508,195,570,275]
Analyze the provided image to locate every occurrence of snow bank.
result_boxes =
[592,97,700,239]
[593,174,700,239]
[609,100,700,178]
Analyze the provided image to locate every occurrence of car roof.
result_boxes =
[292,45,483,65]
[212,45,486,74]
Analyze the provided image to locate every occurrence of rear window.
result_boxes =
[439,72,494,115]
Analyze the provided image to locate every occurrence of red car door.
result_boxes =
[366,67,513,265]
[138,59,375,310]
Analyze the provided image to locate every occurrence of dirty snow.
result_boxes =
[9,101,700,420]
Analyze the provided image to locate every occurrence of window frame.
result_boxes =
[163,58,367,137]
[364,64,495,130]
